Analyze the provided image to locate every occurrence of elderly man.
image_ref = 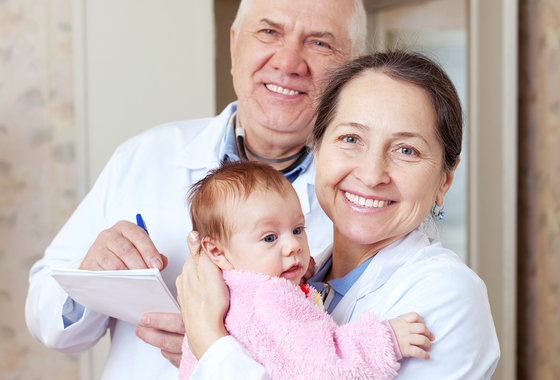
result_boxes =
[25,0,366,378]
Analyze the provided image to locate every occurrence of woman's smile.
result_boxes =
[343,191,393,209]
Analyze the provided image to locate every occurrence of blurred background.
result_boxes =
[0,0,557,378]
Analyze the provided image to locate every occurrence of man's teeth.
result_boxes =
[266,84,300,95]
[344,192,391,208]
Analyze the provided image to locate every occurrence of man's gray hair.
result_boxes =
[231,0,367,57]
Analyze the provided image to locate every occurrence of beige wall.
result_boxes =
[0,0,80,378]
[75,0,216,188]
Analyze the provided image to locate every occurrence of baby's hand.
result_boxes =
[300,256,316,284]
[388,312,434,360]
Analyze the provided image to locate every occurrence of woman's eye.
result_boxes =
[397,147,417,156]
[342,135,359,144]
[293,227,302,235]
[263,234,277,243]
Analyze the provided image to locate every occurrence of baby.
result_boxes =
[179,160,433,380]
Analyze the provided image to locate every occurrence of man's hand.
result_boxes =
[389,312,435,360]
[79,220,167,271]
[176,231,230,360]
[135,313,185,368]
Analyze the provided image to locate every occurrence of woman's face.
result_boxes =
[314,71,456,246]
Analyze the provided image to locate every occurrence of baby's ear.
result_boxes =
[201,237,234,270]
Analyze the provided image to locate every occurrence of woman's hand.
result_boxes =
[176,231,230,360]
[389,312,434,360]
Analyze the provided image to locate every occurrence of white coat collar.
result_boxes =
[172,101,316,215]
[173,102,237,170]
[314,230,432,323]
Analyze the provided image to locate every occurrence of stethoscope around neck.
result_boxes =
[235,127,311,175]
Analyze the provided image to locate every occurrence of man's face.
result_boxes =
[230,0,355,144]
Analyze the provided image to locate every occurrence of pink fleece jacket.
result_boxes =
[179,270,400,380]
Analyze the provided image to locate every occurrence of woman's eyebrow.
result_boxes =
[333,122,369,131]
[391,131,429,144]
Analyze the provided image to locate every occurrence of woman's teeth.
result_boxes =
[266,84,300,95]
[344,192,391,208]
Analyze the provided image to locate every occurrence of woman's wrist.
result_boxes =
[189,324,229,360]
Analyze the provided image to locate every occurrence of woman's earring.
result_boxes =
[432,203,445,220]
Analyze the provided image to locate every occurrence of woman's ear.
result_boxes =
[435,157,461,207]
[201,237,234,270]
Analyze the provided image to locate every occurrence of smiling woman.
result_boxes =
[309,51,499,378]
[313,54,460,270]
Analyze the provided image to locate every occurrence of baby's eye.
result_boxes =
[263,234,277,243]
[293,227,302,235]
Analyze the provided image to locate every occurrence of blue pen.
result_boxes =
[136,213,149,236]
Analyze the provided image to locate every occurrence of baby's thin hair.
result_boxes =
[187,160,291,246]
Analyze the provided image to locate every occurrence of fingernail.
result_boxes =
[150,257,163,270]
[188,231,199,243]
[141,315,149,325]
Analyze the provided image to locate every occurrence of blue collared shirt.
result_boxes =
[307,255,374,314]
[219,112,313,183]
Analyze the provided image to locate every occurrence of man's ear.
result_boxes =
[230,28,236,76]
[201,237,234,270]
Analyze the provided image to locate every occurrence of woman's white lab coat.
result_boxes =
[191,229,500,379]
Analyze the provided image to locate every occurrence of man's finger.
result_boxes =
[104,231,148,269]
[141,312,185,334]
[161,350,182,368]
[135,325,184,357]
[116,221,164,270]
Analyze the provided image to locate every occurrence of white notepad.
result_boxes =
[51,267,181,325]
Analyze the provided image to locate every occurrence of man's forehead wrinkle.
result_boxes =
[253,4,342,35]
[259,18,282,30]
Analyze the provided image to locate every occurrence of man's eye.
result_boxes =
[313,41,329,48]
[293,227,302,235]
[263,234,277,243]
[263,29,275,35]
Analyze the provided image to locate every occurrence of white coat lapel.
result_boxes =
[330,230,430,324]
[173,102,236,172]
[313,245,334,272]
[291,161,315,216]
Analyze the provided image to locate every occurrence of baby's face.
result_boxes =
[224,188,310,285]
